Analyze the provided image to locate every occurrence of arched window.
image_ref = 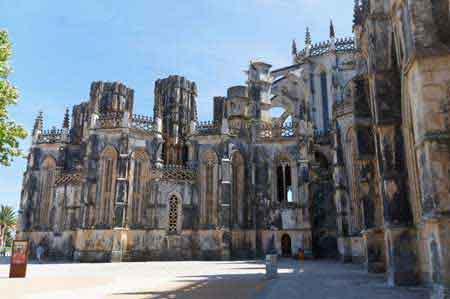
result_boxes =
[201,150,218,225]
[168,194,179,233]
[130,151,150,227]
[39,156,56,228]
[277,157,292,202]
[232,152,245,226]
[98,146,117,226]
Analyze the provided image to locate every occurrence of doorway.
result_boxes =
[281,234,292,257]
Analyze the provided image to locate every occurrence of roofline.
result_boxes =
[270,63,304,77]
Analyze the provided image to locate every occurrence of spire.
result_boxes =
[63,107,70,129]
[292,39,298,56]
[330,20,336,39]
[33,111,43,131]
[32,111,43,139]
[305,27,312,45]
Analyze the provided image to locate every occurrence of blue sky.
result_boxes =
[0,0,353,209]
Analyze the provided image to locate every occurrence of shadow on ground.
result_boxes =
[110,259,429,299]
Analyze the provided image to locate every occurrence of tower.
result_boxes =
[89,81,134,116]
[154,75,197,165]
[247,61,273,123]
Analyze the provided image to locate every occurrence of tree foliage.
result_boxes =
[0,205,16,248]
[0,30,27,166]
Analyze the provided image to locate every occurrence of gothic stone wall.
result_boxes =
[17,231,76,260]
[73,229,226,261]
[406,54,450,288]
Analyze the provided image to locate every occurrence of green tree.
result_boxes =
[5,229,13,247]
[0,30,27,166]
[0,205,16,249]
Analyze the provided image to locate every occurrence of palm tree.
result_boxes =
[0,205,16,250]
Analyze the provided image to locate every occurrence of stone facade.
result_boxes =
[18,59,336,262]
[16,1,450,297]
[332,1,450,298]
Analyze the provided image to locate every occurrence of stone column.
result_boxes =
[353,123,387,273]
[220,158,232,260]
[362,228,387,273]
[333,124,352,262]
[375,124,418,286]
[427,218,450,299]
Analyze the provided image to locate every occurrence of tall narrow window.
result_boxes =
[132,160,141,225]
[320,72,330,131]
[277,165,284,202]
[168,195,179,233]
[232,152,245,226]
[161,143,166,163]
[131,151,150,227]
[39,156,56,228]
[206,162,214,223]
[182,143,189,165]
[285,165,292,202]
[201,150,218,225]
[277,158,292,202]
[98,147,117,226]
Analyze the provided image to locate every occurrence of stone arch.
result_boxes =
[270,95,295,116]
[342,80,355,103]
[40,155,57,169]
[129,149,150,227]
[97,146,118,226]
[200,149,219,225]
[38,155,57,228]
[231,151,245,227]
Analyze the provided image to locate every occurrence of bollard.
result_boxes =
[298,249,305,260]
[265,254,278,279]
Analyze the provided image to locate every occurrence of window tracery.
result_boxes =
[201,150,218,225]
[130,151,150,226]
[277,157,293,203]
[98,147,117,226]
[39,156,56,227]
[168,194,179,233]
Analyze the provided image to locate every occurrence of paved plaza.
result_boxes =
[0,258,429,299]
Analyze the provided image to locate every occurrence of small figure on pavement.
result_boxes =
[36,244,44,263]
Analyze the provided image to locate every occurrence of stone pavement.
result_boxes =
[0,258,429,299]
